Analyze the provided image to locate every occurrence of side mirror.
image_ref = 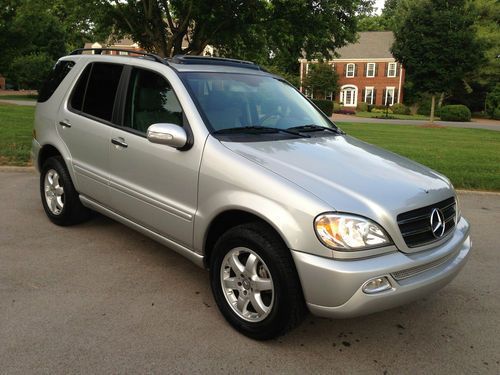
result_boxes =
[147,123,188,149]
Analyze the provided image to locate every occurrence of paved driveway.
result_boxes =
[1,171,499,374]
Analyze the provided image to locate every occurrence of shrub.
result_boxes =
[372,106,393,114]
[485,84,500,118]
[312,99,333,116]
[333,102,343,113]
[336,108,356,115]
[493,106,500,120]
[391,103,410,115]
[439,105,471,122]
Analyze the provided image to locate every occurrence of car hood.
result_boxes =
[221,135,454,217]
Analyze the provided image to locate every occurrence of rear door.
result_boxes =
[58,62,124,204]
[107,67,201,247]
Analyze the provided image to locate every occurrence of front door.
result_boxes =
[108,67,201,248]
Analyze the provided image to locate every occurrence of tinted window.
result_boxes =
[82,63,123,122]
[124,68,183,133]
[38,60,75,103]
[70,64,91,111]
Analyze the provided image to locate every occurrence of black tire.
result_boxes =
[210,222,306,340]
[40,156,90,226]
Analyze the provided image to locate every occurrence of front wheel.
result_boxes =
[210,222,306,340]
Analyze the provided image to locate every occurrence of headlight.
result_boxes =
[314,213,391,250]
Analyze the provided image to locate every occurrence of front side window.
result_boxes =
[366,63,376,78]
[181,72,334,133]
[346,63,355,78]
[124,68,183,134]
[38,60,75,103]
[70,62,124,122]
[387,62,397,77]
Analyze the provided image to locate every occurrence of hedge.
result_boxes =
[440,105,471,122]
[312,99,333,116]
[493,106,500,120]
[391,103,410,115]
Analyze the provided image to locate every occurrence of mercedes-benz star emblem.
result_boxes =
[430,208,446,238]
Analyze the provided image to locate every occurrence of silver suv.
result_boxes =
[32,49,471,340]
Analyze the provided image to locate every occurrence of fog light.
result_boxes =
[362,277,392,294]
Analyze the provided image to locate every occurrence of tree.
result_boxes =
[101,0,373,72]
[391,0,484,122]
[302,62,338,99]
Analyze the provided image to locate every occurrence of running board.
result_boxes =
[79,195,205,268]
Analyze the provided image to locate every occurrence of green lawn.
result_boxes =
[0,104,35,165]
[1,103,499,191]
[355,111,432,121]
[0,94,38,101]
[338,122,500,191]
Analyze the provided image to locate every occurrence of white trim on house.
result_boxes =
[364,86,375,105]
[346,63,355,78]
[340,85,358,107]
[366,63,376,77]
[385,87,396,106]
[387,62,397,77]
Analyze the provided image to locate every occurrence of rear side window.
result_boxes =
[70,62,124,122]
[38,60,75,103]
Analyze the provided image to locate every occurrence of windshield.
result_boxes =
[181,72,336,133]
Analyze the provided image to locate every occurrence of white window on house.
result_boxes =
[364,87,375,105]
[119,51,129,56]
[340,85,358,107]
[325,91,334,101]
[366,63,376,77]
[305,89,313,99]
[385,87,395,106]
[387,62,397,77]
[346,63,355,78]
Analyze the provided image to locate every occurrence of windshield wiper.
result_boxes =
[212,126,310,138]
[288,124,345,135]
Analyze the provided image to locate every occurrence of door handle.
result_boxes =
[58,121,72,128]
[111,137,128,148]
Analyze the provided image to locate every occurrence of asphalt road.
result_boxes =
[1,170,499,374]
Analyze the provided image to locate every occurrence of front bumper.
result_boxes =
[292,217,471,318]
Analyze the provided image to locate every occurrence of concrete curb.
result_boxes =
[456,189,500,196]
[0,166,35,172]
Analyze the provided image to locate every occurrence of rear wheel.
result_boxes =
[40,156,90,226]
[210,222,306,340]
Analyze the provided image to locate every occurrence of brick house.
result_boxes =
[299,31,405,108]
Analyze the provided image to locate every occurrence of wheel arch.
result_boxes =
[203,209,290,269]
[38,144,63,171]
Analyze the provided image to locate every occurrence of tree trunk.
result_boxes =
[430,95,436,123]
[438,92,445,108]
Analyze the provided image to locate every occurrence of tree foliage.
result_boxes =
[391,0,484,101]
[102,0,373,72]
[302,62,338,98]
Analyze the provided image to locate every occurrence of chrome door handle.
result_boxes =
[111,137,128,148]
[58,121,72,128]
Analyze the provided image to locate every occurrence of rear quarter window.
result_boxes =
[37,60,75,103]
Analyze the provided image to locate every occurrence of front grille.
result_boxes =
[397,197,456,248]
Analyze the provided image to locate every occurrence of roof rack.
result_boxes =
[170,55,264,71]
[69,48,165,64]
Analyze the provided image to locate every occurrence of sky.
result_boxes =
[374,0,385,14]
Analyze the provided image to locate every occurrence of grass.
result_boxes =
[0,103,35,165]
[338,122,500,191]
[0,103,499,191]
[355,111,432,121]
[0,94,38,101]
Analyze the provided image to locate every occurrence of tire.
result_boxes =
[210,222,306,340]
[40,156,90,226]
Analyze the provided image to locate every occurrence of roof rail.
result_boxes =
[69,48,165,64]
[170,55,263,71]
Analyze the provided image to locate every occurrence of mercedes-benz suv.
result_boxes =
[32,50,471,340]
